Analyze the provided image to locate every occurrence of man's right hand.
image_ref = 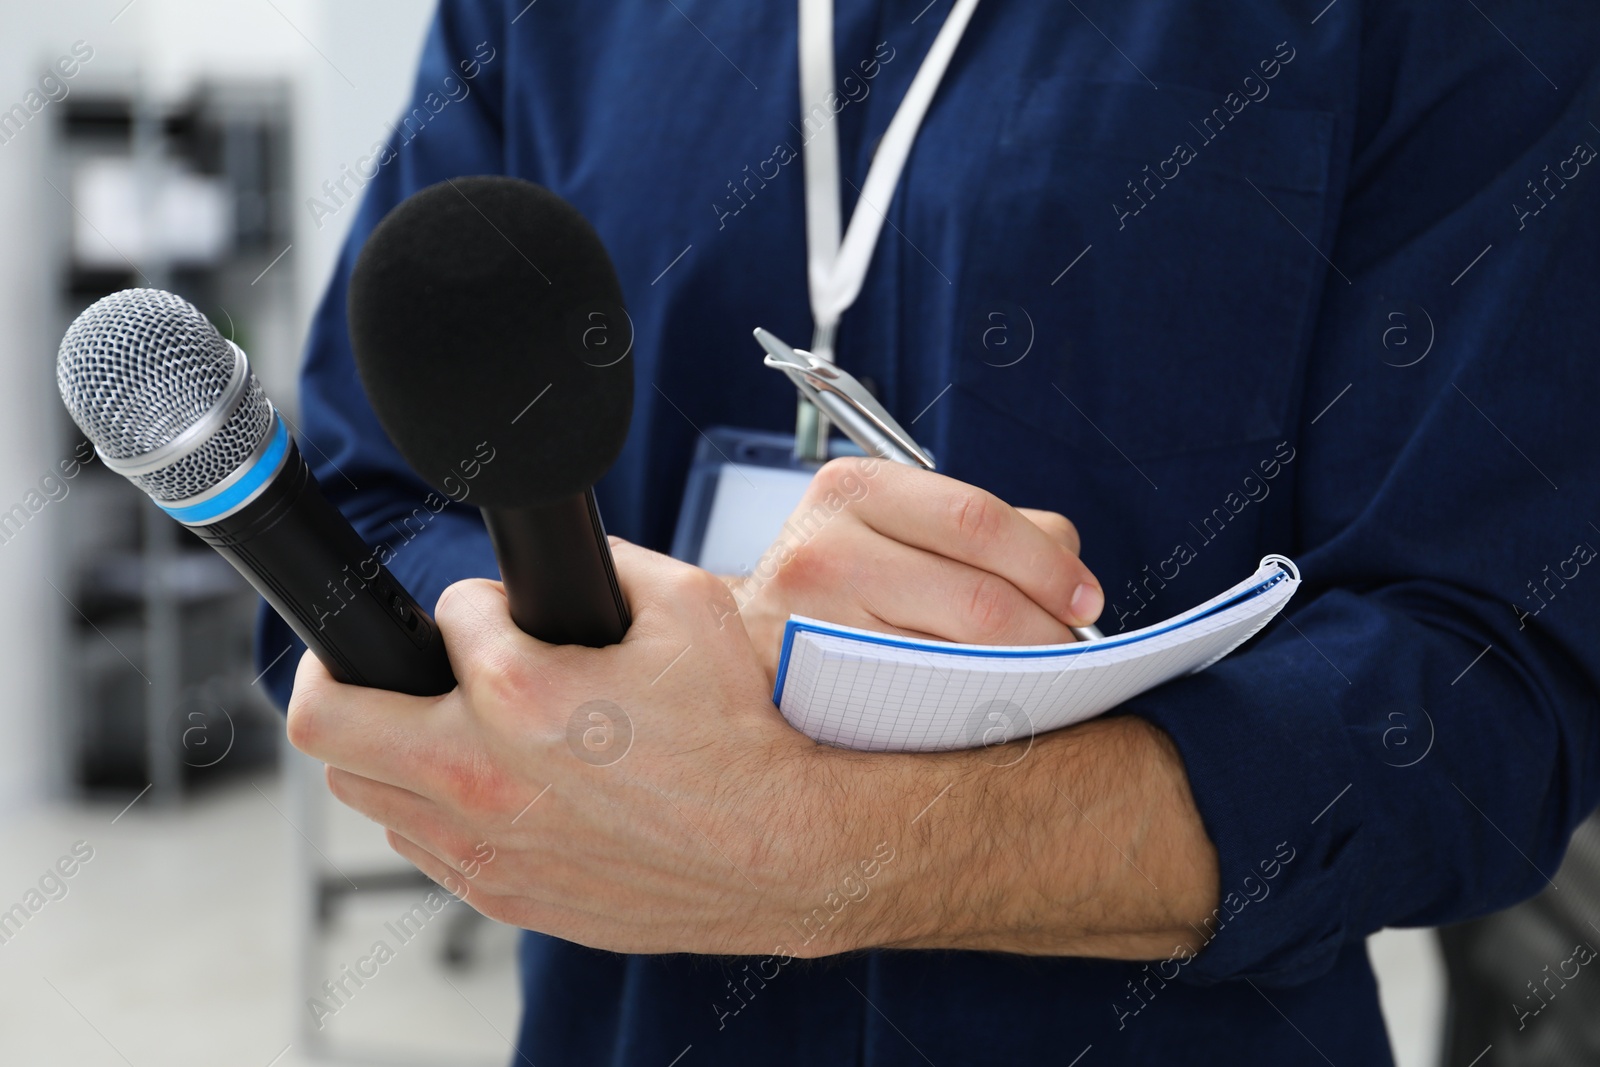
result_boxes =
[723,457,1104,685]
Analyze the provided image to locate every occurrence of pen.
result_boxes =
[754,327,935,470]
[754,327,1104,642]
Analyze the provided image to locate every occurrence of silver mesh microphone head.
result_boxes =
[57,289,275,505]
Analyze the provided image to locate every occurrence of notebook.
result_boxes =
[771,555,1301,752]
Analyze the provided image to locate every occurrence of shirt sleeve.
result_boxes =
[256,0,509,706]
[1128,11,1600,986]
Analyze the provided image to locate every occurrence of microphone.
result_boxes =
[348,175,632,647]
[56,288,456,696]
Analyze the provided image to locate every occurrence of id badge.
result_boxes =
[670,427,862,575]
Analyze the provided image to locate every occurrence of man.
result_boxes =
[264,1,1600,1062]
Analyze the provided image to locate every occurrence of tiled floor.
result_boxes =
[0,763,1446,1066]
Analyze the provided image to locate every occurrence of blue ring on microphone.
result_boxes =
[157,417,289,525]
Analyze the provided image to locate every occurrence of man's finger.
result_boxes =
[431,576,584,699]
[605,537,742,637]
[1016,507,1082,555]
[785,527,1078,646]
[325,765,471,858]
[285,648,455,796]
[821,459,1104,627]
[385,828,498,907]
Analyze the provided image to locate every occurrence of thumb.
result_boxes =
[606,536,745,638]
[432,577,544,695]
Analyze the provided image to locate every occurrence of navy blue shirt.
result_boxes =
[264,1,1600,1062]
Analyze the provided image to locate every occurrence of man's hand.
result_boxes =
[289,541,822,955]
[726,457,1105,683]
[286,539,1218,962]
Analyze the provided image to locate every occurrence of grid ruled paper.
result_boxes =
[773,556,1300,752]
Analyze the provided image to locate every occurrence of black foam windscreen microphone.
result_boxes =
[349,176,633,647]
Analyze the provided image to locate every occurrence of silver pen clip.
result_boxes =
[753,327,936,470]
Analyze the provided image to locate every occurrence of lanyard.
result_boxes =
[798,0,981,364]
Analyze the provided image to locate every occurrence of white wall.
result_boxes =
[0,1,78,807]
[0,0,437,805]
[292,0,439,374]
[103,0,438,394]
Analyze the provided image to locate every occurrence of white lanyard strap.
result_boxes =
[798,0,981,357]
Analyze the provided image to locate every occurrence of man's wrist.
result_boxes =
[805,716,1220,960]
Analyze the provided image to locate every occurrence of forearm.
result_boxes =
[829,715,1220,960]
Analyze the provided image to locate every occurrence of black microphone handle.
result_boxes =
[482,489,630,647]
[189,440,457,696]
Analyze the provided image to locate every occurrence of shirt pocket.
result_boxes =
[948,77,1336,461]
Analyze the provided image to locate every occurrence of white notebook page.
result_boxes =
[772,555,1300,752]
